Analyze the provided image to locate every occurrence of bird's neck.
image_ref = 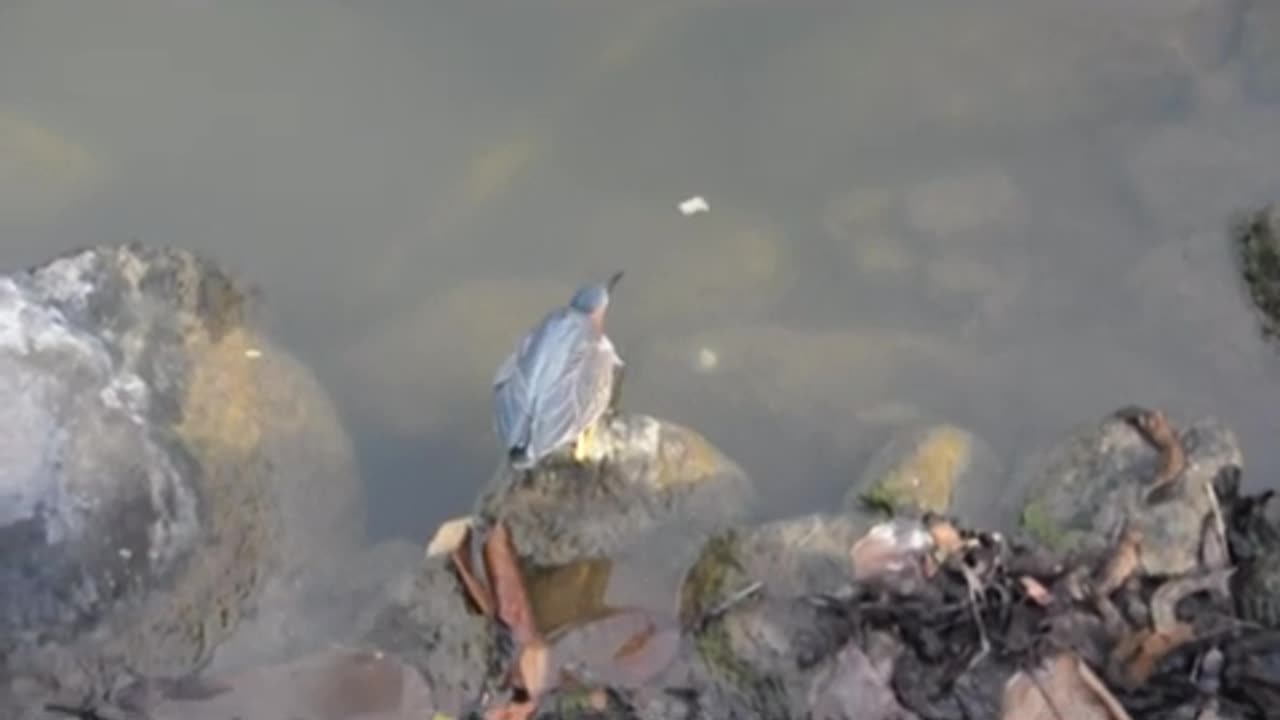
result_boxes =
[589,309,607,333]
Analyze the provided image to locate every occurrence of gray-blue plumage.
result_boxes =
[493,272,624,468]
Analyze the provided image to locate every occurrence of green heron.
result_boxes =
[493,271,624,469]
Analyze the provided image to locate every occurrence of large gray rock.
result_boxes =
[1016,410,1241,575]
[0,244,364,717]
[474,412,757,566]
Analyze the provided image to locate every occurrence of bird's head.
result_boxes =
[568,270,624,318]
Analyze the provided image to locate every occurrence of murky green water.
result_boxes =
[2,0,1279,540]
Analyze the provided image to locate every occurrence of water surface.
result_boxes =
[2,0,1279,540]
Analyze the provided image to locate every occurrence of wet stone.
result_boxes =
[1016,410,1240,576]
[734,513,871,597]
[0,244,364,719]
[474,412,757,566]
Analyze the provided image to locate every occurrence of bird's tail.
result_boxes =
[508,446,535,470]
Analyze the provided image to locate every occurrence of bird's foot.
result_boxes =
[572,424,594,464]
[572,422,609,466]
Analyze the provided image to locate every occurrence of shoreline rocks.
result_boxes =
[0,245,365,718]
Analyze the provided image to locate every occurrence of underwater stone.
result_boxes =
[847,423,1000,520]
[1233,204,1280,344]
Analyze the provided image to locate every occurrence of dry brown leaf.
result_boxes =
[1074,657,1135,720]
[451,525,495,618]
[1019,576,1053,607]
[427,516,474,558]
[1111,623,1195,690]
[1002,653,1132,720]
[518,639,553,699]
[926,518,964,559]
[612,618,657,662]
[1123,408,1186,502]
[484,521,540,646]
[1094,525,1143,597]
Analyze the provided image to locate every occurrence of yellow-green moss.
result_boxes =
[1019,498,1065,551]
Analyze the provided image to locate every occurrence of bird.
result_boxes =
[492,271,625,470]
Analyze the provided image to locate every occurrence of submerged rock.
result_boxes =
[474,412,757,566]
[1240,0,1280,104]
[735,513,870,597]
[0,244,364,717]
[1016,410,1240,575]
[846,423,999,519]
[125,647,437,720]
[1232,204,1280,344]
[360,556,490,719]
[208,539,419,676]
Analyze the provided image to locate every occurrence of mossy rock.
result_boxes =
[1016,411,1241,575]
[1234,205,1280,342]
[845,423,1000,519]
[474,413,757,566]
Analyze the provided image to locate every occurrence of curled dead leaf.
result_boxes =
[484,521,539,646]
[1150,568,1235,635]
[1117,407,1186,503]
[1110,622,1195,690]
[428,516,474,558]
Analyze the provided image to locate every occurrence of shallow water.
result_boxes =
[2,0,1280,541]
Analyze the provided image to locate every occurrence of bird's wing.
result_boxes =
[526,319,602,458]
[492,331,537,449]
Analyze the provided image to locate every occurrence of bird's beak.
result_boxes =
[606,270,624,293]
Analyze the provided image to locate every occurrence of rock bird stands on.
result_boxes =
[493,271,625,469]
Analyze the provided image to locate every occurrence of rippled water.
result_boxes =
[2,0,1279,541]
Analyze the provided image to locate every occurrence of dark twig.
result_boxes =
[43,704,119,720]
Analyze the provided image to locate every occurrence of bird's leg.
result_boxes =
[607,363,625,414]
